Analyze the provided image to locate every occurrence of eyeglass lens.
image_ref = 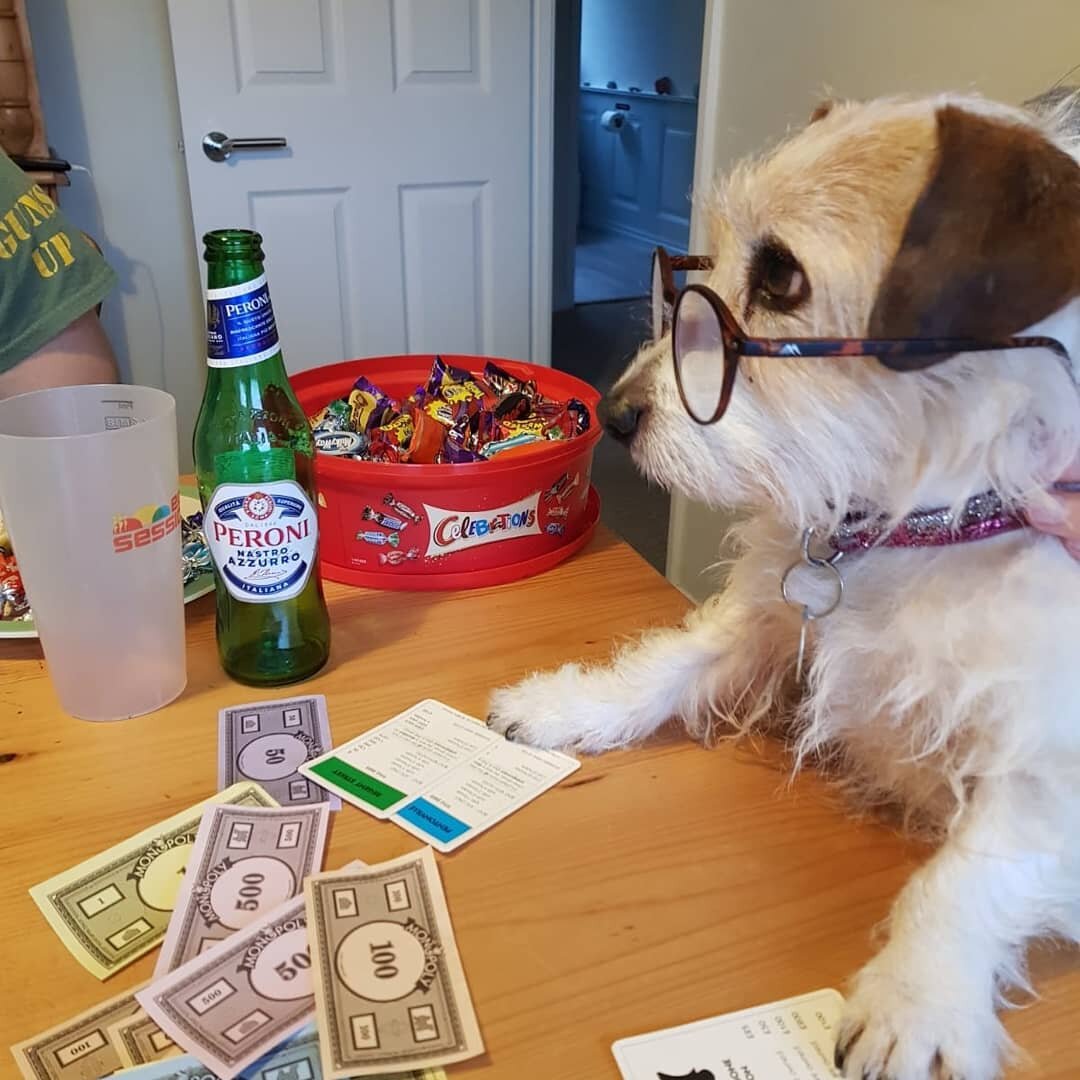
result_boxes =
[674,289,726,422]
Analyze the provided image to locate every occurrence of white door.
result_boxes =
[167,0,552,373]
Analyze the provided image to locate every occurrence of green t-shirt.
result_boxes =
[0,151,117,374]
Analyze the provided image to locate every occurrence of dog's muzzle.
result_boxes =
[597,393,643,445]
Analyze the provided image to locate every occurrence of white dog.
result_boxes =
[488,92,1080,1079]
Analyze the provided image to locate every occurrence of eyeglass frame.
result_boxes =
[670,281,1072,426]
[651,246,715,342]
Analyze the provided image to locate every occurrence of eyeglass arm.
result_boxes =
[739,334,1070,363]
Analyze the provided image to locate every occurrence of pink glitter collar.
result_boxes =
[829,491,1027,553]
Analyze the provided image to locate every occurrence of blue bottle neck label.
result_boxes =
[206,273,281,368]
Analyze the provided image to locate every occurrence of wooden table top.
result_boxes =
[2,525,1078,1077]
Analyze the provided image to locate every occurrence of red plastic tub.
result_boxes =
[291,355,602,590]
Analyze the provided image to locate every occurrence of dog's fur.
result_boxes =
[488,93,1080,1079]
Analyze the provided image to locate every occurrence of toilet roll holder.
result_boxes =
[600,104,629,132]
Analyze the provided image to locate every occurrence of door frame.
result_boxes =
[666,0,723,590]
[531,0,556,364]
[687,0,721,257]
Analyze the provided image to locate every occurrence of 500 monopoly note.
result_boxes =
[155,803,329,975]
[137,894,315,1079]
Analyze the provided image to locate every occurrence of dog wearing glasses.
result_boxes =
[488,91,1080,1079]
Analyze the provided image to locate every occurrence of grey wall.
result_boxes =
[27,0,203,470]
[580,0,706,98]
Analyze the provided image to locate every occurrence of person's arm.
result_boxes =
[1027,454,1080,559]
[0,310,117,398]
[0,149,118,395]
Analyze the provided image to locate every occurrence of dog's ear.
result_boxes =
[809,98,837,124]
[868,105,1080,369]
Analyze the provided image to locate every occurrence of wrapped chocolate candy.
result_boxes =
[310,397,351,432]
[481,360,537,400]
[423,398,457,427]
[180,510,213,587]
[427,355,485,407]
[407,406,446,464]
[444,408,495,463]
[442,441,484,464]
[349,377,397,433]
[567,399,591,434]
[368,442,405,464]
[498,417,550,440]
[372,412,413,447]
[0,551,28,621]
[309,354,591,465]
[368,411,414,463]
[315,430,368,456]
[492,391,531,422]
[481,432,543,459]
[531,397,591,439]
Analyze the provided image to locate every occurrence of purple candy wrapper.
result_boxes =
[427,355,485,406]
[349,376,397,433]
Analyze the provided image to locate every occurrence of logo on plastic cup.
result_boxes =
[112,493,180,553]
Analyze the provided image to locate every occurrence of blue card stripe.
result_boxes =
[396,797,470,843]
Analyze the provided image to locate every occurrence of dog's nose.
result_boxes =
[598,394,642,444]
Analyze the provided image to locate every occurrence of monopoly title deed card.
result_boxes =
[301,699,580,852]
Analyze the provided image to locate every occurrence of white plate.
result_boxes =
[0,490,215,640]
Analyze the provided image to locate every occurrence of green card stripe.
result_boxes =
[308,758,405,810]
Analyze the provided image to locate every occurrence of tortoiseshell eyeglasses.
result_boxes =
[667,280,1071,426]
[651,246,715,343]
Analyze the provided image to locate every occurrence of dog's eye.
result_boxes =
[749,240,810,312]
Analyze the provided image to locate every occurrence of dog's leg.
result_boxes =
[487,588,792,752]
[834,776,1065,1080]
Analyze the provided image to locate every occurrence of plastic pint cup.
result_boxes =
[0,384,187,720]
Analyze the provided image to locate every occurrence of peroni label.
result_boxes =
[205,480,318,603]
[206,273,280,367]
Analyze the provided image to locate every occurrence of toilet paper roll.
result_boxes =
[600,109,626,131]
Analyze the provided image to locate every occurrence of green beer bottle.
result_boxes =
[194,229,330,686]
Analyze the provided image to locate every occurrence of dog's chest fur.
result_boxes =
[745,518,1080,835]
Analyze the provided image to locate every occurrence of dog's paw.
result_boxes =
[487,664,641,752]
[834,959,1006,1080]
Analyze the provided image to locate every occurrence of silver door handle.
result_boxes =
[202,131,287,162]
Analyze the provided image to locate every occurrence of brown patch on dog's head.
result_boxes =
[808,98,837,124]
[712,105,939,339]
[869,105,1080,367]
